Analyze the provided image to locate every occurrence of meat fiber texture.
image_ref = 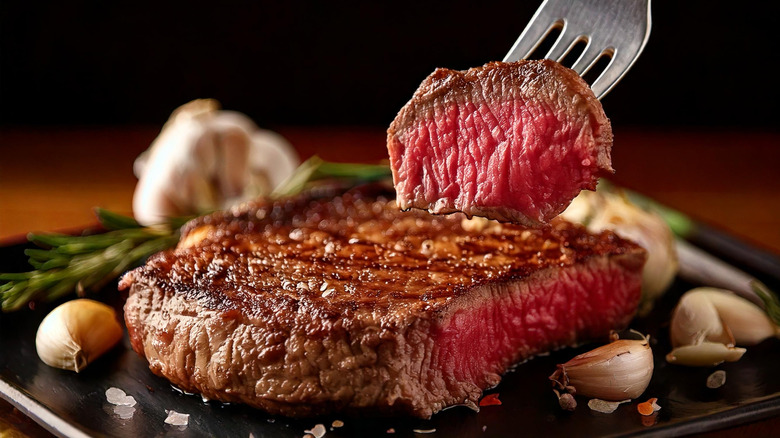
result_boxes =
[120,187,645,419]
[387,59,613,227]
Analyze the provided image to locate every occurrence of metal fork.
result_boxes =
[504,0,652,100]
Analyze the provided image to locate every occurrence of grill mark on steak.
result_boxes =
[387,59,613,227]
[121,186,646,418]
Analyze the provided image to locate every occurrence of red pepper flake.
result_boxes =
[637,397,659,416]
[479,393,502,407]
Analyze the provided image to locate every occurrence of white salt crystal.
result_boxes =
[164,410,190,426]
[113,405,136,419]
[119,395,136,407]
[105,387,136,406]
[105,387,126,404]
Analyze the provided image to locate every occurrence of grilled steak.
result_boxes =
[387,59,613,227]
[120,186,645,419]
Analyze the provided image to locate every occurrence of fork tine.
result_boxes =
[543,26,586,64]
[503,1,562,62]
[505,0,651,99]
[569,41,606,76]
[589,37,648,99]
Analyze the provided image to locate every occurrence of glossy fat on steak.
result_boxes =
[120,186,645,419]
[387,59,613,227]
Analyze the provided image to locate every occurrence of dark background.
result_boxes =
[1,1,778,131]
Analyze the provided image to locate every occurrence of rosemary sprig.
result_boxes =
[271,155,392,198]
[0,209,181,312]
[752,281,780,326]
[0,156,393,312]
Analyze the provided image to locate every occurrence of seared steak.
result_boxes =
[120,186,645,419]
[387,59,613,227]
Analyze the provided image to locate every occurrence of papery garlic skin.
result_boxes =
[36,299,124,372]
[551,338,654,401]
[671,287,780,347]
[562,188,678,314]
[132,99,300,226]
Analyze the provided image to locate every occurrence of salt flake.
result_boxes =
[164,410,190,426]
[105,387,136,407]
[105,387,125,403]
[113,405,136,419]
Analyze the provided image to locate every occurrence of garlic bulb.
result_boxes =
[550,334,654,401]
[36,299,124,372]
[132,99,300,225]
[562,188,678,314]
[670,287,779,347]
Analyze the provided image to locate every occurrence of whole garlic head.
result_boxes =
[132,99,300,225]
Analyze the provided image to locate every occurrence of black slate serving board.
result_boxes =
[2,228,780,438]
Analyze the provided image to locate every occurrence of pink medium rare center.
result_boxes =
[392,99,601,223]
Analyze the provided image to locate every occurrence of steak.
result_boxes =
[387,59,613,227]
[120,186,646,419]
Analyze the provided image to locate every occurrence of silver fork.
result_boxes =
[504,0,652,100]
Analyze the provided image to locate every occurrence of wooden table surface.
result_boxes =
[0,125,778,436]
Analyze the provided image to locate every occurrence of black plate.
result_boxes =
[2,230,780,438]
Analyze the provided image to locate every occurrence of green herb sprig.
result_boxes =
[752,281,780,326]
[0,156,393,312]
[0,209,184,312]
[272,155,392,198]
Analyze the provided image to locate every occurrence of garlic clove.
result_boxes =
[670,288,733,347]
[550,336,654,401]
[36,299,124,372]
[698,287,780,345]
[665,342,746,367]
[670,287,779,347]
